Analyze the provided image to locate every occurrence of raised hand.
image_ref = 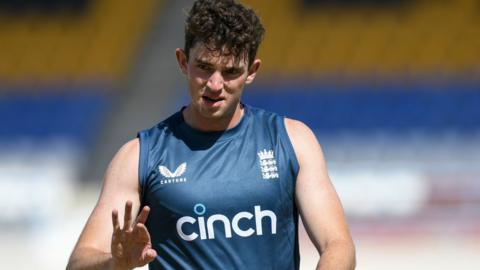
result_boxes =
[111,201,157,270]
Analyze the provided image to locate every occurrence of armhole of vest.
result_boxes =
[137,131,149,201]
[279,116,300,180]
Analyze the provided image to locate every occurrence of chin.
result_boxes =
[197,103,225,116]
[194,99,237,120]
[200,108,226,119]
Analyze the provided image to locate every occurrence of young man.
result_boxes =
[67,0,355,269]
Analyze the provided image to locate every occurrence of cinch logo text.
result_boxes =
[176,204,277,241]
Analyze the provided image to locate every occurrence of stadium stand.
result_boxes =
[0,0,159,84]
[0,0,161,146]
[0,0,162,239]
[0,90,108,145]
[243,0,480,79]
[244,82,480,134]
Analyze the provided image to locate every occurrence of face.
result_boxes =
[176,43,260,122]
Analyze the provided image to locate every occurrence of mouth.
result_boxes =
[202,95,225,106]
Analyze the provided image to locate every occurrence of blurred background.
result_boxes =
[0,0,479,269]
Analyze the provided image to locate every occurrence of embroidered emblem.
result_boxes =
[257,149,279,180]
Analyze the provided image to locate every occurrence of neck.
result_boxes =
[183,103,244,132]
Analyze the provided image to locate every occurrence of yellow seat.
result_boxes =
[0,0,161,86]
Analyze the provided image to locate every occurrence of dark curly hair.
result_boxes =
[184,0,265,67]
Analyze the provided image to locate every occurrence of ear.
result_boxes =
[245,59,261,85]
[175,48,188,75]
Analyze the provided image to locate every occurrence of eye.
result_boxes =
[197,63,213,72]
[224,68,241,76]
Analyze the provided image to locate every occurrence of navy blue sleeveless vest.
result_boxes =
[137,104,300,270]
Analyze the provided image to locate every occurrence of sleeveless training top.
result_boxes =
[137,104,300,270]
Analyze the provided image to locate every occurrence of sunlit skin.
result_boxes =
[175,43,261,132]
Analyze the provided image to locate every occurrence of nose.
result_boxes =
[206,71,224,92]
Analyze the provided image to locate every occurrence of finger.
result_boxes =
[143,249,157,263]
[135,206,151,225]
[112,209,120,232]
[123,200,133,230]
[133,223,151,242]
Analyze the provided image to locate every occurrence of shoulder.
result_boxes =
[284,118,319,147]
[139,109,184,137]
[244,104,282,118]
[244,104,320,151]
[244,105,286,129]
[283,118,324,164]
[284,118,314,137]
[107,138,140,175]
[118,138,139,155]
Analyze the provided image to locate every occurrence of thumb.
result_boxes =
[143,249,157,263]
[133,223,151,242]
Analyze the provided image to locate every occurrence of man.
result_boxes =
[67,0,355,269]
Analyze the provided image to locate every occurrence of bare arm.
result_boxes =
[67,139,156,270]
[285,119,356,270]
